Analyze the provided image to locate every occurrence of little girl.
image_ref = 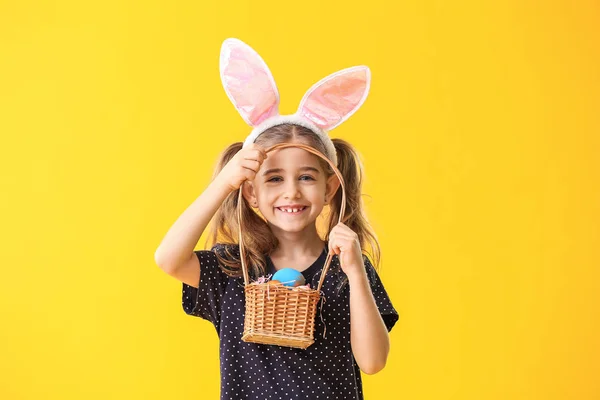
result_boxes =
[155,38,399,400]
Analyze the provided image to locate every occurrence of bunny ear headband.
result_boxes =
[220,38,371,167]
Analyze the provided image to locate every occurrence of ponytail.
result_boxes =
[327,139,381,271]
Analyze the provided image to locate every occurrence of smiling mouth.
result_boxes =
[276,206,308,215]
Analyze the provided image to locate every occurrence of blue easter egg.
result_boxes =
[271,268,306,287]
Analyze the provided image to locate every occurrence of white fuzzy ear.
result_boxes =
[297,66,371,131]
[220,38,280,126]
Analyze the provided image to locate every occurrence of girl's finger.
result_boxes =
[241,159,261,172]
[328,240,336,255]
[330,231,354,241]
[328,239,339,255]
[329,238,350,256]
[244,151,266,162]
[331,223,353,238]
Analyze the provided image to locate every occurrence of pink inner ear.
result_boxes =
[221,41,279,126]
[299,68,369,130]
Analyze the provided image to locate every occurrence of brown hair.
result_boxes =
[205,124,381,282]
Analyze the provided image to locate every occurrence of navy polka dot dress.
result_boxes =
[182,243,399,400]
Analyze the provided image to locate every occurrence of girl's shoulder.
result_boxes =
[204,242,245,278]
[209,242,241,258]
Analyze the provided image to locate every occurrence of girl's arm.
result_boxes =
[154,143,268,272]
[154,178,232,272]
[348,268,391,375]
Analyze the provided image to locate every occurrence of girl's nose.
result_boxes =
[283,180,301,199]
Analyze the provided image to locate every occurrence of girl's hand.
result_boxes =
[217,144,268,192]
[328,222,365,278]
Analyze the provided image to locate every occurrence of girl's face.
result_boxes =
[243,146,340,234]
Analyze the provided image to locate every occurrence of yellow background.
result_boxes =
[1,0,599,398]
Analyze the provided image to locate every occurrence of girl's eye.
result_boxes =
[266,175,315,182]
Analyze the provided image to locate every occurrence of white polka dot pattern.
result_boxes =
[182,243,399,400]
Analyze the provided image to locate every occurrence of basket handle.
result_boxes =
[236,142,347,291]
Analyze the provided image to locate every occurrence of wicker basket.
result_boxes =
[237,142,347,349]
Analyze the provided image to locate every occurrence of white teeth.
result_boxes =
[279,207,305,213]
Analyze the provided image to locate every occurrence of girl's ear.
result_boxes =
[325,174,342,203]
[241,181,258,207]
